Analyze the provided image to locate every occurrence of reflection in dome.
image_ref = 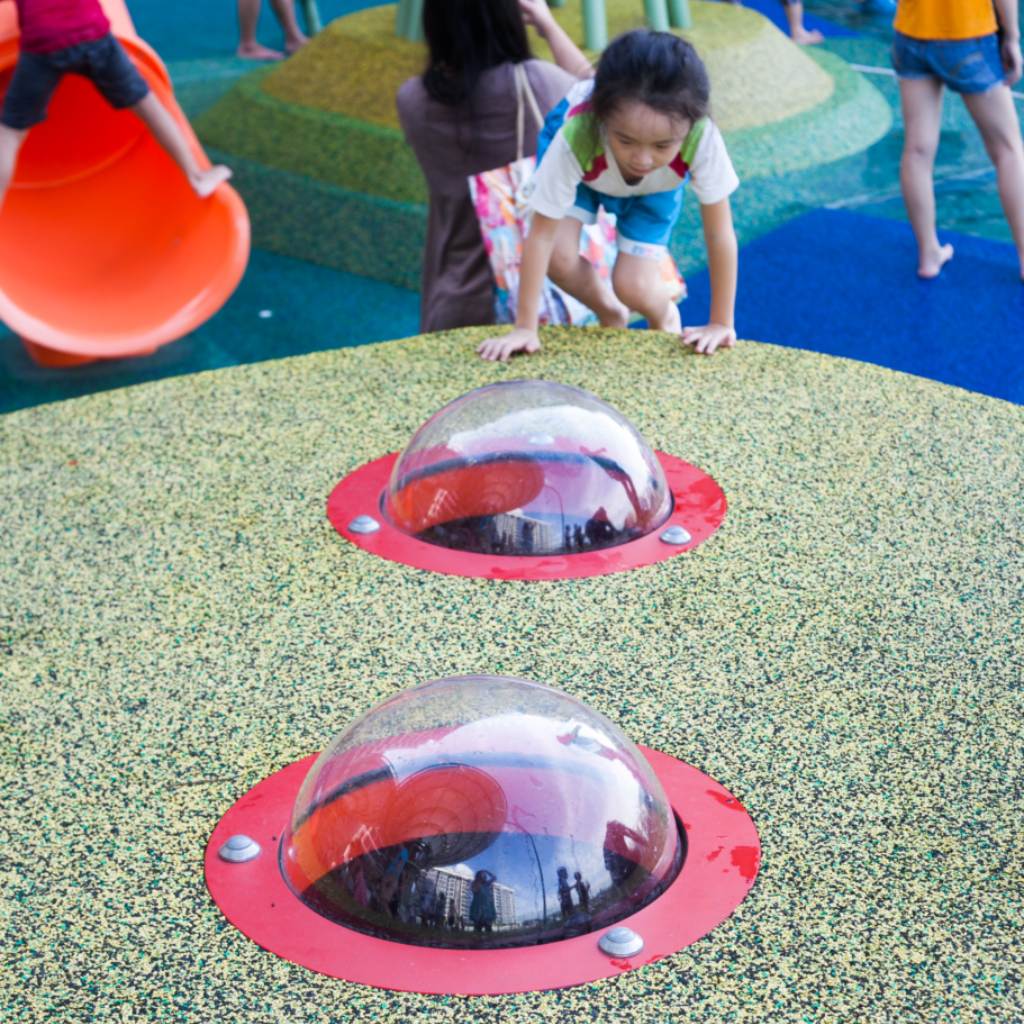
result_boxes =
[382,381,673,557]
[281,676,685,949]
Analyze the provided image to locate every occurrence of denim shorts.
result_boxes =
[891,31,1004,95]
[568,182,684,258]
[1,34,149,130]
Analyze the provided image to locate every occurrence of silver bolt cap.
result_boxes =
[599,926,644,958]
[218,834,261,863]
[348,514,380,535]
[528,433,555,446]
[660,525,692,546]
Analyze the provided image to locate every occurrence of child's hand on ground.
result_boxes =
[680,322,736,355]
[477,328,542,362]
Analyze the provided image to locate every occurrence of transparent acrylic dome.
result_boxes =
[382,381,672,556]
[281,676,684,950]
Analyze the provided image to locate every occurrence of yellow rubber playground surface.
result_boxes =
[3,326,1022,1021]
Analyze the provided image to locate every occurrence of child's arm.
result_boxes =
[477,212,561,362]
[681,197,738,355]
[519,0,594,78]
[994,0,1022,85]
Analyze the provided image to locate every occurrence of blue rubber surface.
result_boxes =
[681,208,1024,403]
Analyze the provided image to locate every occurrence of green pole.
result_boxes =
[582,0,607,50]
[396,0,424,42]
[300,0,322,35]
[644,0,670,31]
[667,0,691,28]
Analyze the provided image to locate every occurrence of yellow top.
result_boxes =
[894,0,998,40]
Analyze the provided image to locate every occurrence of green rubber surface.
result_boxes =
[3,328,1022,1021]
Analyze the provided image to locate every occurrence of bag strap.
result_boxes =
[513,62,545,163]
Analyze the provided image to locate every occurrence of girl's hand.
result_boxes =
[1001,34,1023,86]
[518,0,556,35]
[680,322,736,355]
[477,328,542,362]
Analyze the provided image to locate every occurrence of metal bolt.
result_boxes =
[528,433,555,446]
[598,926,644,958]
[348,514,380,535]
[218,834,261,863]
[660,525,692,546]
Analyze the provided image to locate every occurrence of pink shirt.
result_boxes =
[13,0,110,54]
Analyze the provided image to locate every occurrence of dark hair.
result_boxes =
[591,30,710,126]
[422,0,532,106]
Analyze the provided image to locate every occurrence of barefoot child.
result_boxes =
[478,29,738,362]
[893,0,1024,280]
[0,0,232,212]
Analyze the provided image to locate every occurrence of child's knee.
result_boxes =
[612,261,659,315]
[547,238,579,282]
[902,134,938,163]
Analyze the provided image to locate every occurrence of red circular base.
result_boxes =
[326,452,727,580]
[205,748,760,995]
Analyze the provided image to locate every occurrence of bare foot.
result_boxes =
[792,27,824,45]
[597,295,629,328]
[918,242,954,279]
[236,42,284,60]
[284,34,309,55]
[191,164,233,199]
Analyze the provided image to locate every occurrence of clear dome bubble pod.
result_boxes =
[281,675,684,949]
[382,381,673,557]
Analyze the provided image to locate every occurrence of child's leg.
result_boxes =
[781,1,823,45]
[82,36,232,198]
[269,0,309,53]
[962,84,1024,279]
[0,125,29,211]
[898,75,954,277]
[237,0,284,60]
[0,51,64,211]
[547,217,629,327]
[131,93,232,198]
[612,252,681,333]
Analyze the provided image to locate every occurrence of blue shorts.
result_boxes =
[891,31,1004,95]
[567,183,683,258]
[1,34,149,130]
[536,95,683,259]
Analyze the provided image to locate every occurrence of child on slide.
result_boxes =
[0,0,231,212]
[478,29,739,362]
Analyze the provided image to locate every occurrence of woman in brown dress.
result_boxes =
[396,0,589,332]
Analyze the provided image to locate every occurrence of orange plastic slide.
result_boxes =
[0,0,249,366]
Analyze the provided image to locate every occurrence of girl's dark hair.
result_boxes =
[422,0,532,106]
[591,30,710,125]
